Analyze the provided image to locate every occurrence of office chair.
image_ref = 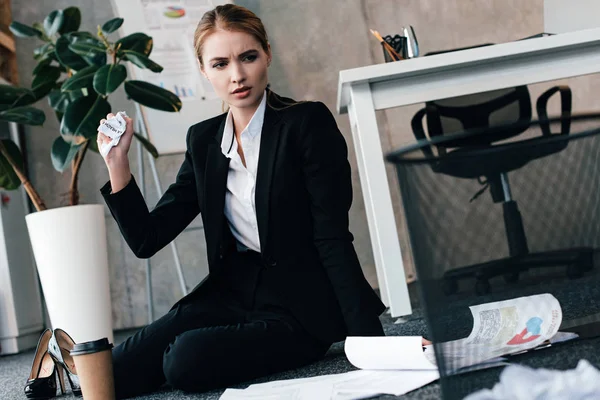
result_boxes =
[410,84,596,295]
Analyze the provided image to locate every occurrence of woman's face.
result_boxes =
[201,29,271,112]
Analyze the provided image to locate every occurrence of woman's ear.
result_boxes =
[197,59,207,79]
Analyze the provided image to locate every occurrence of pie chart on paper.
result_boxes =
[164,6,186,18]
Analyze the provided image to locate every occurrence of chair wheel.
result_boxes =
[475,279,491,295]
[567,264,584,279]
[443,279,458,295]
[504,273,519,283]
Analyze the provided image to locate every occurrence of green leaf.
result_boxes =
[68,41,107,56]
[58,7,81,34]
[48,90,69,112]
[44,10,64,36]
[61,65,99,92]
[133,132,159,158]
[0,106,46,126]
[32,80,56,101]
[10,91,37,107]
[85,52,107,67]
[9,21,43,38]
[115,33,153,57]
[93,64,127,95]
[0,140,25,190]
[32,66,62,88]
[48,87,86,121]
[32,22,45,34]
[55,36,88,71]
[124,80,182,112]
[60,95,111,141]
[67,37,107,67]
[51,136,81,172]
[34,43,55,61]
[32,58,54,75]
[69,89,87,101]
[102,18,124,34]
[65,31,95,42]
[121,50,163,73]
[0,85,34,105]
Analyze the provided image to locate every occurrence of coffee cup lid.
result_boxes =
[70,338,114,356]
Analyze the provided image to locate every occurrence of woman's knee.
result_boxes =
[162,331,215,392]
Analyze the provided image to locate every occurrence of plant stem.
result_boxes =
[68,139,90,206]
[0,141,46,212]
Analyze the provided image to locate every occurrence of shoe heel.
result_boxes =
[55,363,66,395]
[49,328,82,396]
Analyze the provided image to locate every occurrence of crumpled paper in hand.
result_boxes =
[98,111,128,157]
[464,359,600,400]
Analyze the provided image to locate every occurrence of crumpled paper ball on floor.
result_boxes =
[465,360,600,400]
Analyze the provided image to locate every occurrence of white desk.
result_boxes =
[336,28,600,317]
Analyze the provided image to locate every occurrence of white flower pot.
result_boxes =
[25,204,113,344]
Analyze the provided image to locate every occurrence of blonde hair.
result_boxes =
[194,4,301,112]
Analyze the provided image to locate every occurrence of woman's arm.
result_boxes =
[299,102,385,336]
[100,127,200,258]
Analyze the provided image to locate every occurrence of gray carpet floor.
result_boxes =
[3,268,600,400]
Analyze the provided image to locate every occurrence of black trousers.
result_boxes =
[112,250,331,399]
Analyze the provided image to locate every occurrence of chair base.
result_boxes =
[442,247,597,296]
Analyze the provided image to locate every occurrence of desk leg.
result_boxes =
[347,83,412,317]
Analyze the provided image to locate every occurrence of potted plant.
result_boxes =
[1,6,182,343]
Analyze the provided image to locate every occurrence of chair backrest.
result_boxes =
[412,86,533,153]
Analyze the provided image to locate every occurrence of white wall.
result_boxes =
[544,0,600,34]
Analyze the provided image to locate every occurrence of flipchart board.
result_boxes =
[110,0,230,155]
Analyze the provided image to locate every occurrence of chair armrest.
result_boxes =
[536,85,572,136]
[411,107,434,157]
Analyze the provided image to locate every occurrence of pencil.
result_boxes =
[370,29,402,61]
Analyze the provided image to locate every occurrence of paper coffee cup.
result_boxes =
[70,338,115,400]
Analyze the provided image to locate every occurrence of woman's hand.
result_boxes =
[97,113,134,168]
[97,113,134,193]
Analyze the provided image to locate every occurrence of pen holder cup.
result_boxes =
[381,34,406,62]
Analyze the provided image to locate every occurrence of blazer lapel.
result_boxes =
[255,103,283,253]
[204,118,230,255]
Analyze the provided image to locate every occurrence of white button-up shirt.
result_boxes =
[220,91,267,252]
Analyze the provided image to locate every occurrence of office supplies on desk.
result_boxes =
[370,29,402,61]
[371,26,419,63]
[403,25,419,58]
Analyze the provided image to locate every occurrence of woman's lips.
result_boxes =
[232,87,251,99]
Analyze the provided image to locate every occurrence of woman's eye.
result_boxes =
[243,54,257,62]
[212,62,226,69]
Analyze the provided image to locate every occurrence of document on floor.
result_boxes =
[220,294,569,399]
[427,293,564,372]
[219,369,439,400]
[346,294,568,374]
[345,336,508,376]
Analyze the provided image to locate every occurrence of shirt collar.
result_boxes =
[221,90,267,157]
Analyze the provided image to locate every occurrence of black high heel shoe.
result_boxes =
[24,329,61,399]
[48,328,82,397]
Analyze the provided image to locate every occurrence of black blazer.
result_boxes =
[101,90,386,343]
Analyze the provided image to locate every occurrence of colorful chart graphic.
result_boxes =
[507,317,543,345]
[163,6,186,18]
